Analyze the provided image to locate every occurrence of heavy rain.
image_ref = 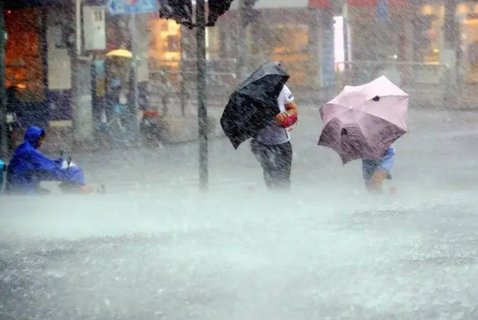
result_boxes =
[1,0,478,319]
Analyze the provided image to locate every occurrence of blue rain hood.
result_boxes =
[23,126,45,149]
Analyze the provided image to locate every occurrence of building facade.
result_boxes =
[4,0,478,132]
[3,0,151,140]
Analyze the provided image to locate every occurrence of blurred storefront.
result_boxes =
[248,1,334,92]
[406,1,478,84]
[217,0,335,95]
[143,0,336,102]
[3,0,152,131]
[5,8,45,103]
[248,9,320,89]
[148,18,181,72]
[147,17,181,88]
[343,0,478,86]
[453,2,478,83]
[4,7,48,127]
[4,1,93,127]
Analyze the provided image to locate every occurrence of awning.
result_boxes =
[5,0,57,8]
[4,0,103,8]
[309,0,331,8]
[346,0,406,8]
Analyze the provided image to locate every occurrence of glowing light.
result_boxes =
[334,16,345,72]
[421,5,434,15]
[457,4,469,15]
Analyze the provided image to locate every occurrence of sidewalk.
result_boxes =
[161,99,225,144]
[42,87,478,155]
[42,101,226,155]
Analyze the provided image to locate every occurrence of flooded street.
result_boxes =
[1,107,477,319]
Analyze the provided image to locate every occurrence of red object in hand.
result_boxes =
[280,114,298,128]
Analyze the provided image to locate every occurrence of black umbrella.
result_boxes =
[220,62,289,149]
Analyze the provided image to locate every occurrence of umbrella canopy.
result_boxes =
[220,62,289,149]
[318,75,408,164]
[106,49,133,59]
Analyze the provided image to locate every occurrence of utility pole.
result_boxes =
[196,0,208,191]
[236,0,247,81]
[443,0,458,101]
[69,0,83,147]
[0,2,7,160]
[128,14,139,141]
[159,0,233,191]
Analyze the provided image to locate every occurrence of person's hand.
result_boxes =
[275,112,289,124]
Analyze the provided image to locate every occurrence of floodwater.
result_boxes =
[0,107,477,319]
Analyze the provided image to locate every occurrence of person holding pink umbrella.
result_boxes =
[317,75,408,193]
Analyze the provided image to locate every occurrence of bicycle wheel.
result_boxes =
[107,117,130,144]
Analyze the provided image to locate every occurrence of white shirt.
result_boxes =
[278,84,295,113]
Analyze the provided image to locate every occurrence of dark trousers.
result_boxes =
[251,140,293,190]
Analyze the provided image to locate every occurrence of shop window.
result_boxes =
[252,23,311,86]
[461,13,478,83]
[414,14,441,64]
[5,8,45,102]
[148,18,181,71]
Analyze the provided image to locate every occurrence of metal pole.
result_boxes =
[443,0,458,102]
[71,0,81,145]
[0,1,6,160]
[196,0,208,191]
[76,0,81,55]
[179,26,188,117]
[236,0,247,80]
[128,14,139,140]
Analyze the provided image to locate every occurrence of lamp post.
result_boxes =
[159,0,233,190]
[196,0,208,191]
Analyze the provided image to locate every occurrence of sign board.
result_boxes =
[107,0,158,15]
[376,0,388,22]
[83,6,106,50]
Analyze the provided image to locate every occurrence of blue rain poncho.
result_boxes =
[6,126,85,194]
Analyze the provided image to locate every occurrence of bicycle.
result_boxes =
[98,94,137,147]
[106,102,135,145]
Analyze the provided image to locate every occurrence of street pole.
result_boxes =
[128,14,139,141]
[236,0,247,80]
[443,0,458,102]
[0,2,8,160]
[196,0,208,191]
[70,0,82,146]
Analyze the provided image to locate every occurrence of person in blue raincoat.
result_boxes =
[6,126,92,194]
[362,146,395,193]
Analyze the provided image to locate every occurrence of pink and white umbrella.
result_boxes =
[318,75,408,164]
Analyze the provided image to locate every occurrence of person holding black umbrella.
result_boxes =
[221,62,298,190]
[250,82,298,190]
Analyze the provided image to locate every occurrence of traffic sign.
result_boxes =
[107,0,158,15]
